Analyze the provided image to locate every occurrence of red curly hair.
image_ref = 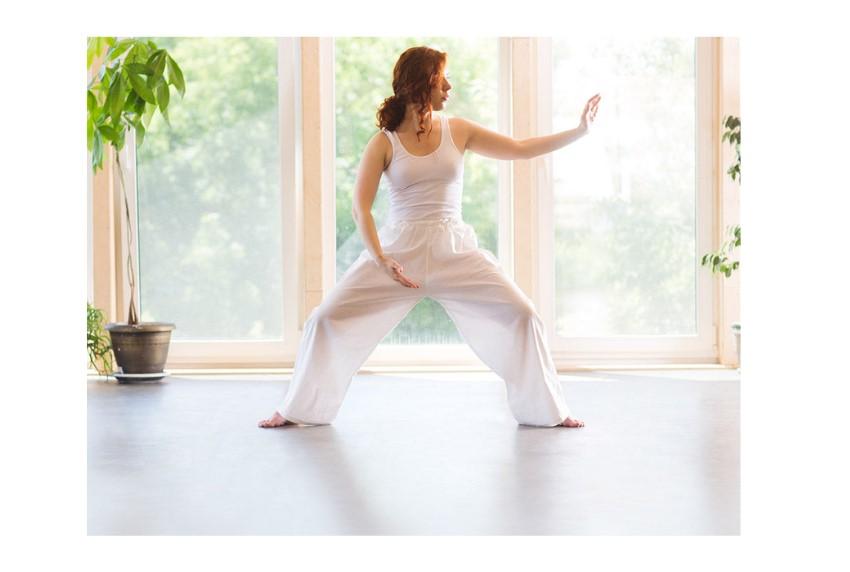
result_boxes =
[376,46,447,140]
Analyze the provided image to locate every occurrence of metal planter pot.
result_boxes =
[105,322,176,382]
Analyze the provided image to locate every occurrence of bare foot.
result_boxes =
[258,411,295,428]
[561,416,585,428]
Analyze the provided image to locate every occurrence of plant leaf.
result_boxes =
[133,93,146,114]
[125,62,153,76]
[135,41,150,62]
[107,38,135,62]
[108,73,124,124]
[142,101,157,128]
[134,120,146,147]
[92,129,103,172]
[127,70,157,104]
[124,42,140,65]
[93,108,106,126]
[156,79,170,113]
[124,90,137,110]
[149,50,168,81]
[145,48,163,62]
[166,54,186,97]
[97,124,119,142]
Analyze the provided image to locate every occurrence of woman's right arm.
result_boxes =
[351,132,420,288]
[351,133,386,262]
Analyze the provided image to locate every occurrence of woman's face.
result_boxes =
[429,66,452,111]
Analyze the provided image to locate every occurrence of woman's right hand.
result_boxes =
[378,255,421,288]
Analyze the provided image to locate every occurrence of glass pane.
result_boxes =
[551,38,696,336]
[334,37,500,345]
[136,37,283,340]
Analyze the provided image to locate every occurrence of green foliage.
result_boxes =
[87,36,186,172]
[721,114,741,183]
[701,114,741,278]
[87,302,114,375]
[701,224,741,277]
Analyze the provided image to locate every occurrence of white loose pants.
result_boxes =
[276,218,573,427]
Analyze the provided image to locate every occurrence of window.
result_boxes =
[551,38,697,337]
[135,38,284,341]
[334,37,502,345]
[538,37,716,361]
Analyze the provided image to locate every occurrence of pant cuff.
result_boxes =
[276,408,333,426]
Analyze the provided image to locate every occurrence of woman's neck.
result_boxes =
[399,107,434,133]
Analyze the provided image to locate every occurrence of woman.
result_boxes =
[259,46,600,429]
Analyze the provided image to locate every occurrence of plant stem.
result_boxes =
[115,149,139,325]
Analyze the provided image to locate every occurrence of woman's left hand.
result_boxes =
[579,93,602,133]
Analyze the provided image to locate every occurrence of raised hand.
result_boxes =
[579,93,602,132]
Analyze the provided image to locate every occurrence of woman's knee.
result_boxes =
[310,292,360,328]
[510,296,538,322]
[523,303,539,323]
[305,300,340,329]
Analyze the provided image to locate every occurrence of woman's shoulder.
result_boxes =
[369,128,394,170]
[377,127,396,150]
[446,115,470,153]
[377,125,397,145]
[447,115,472,136]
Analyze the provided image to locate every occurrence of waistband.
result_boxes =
[386,216,465,227]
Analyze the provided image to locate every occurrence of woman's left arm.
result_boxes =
[465,93,601,160]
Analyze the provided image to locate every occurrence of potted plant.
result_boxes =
[87,37,186,382]
[87,301,114,376]
[701,114,741,366]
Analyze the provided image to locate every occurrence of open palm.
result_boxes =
[580,93,602,131]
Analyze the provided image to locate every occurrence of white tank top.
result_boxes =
[380,112,464,224]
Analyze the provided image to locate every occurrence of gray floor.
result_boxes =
[87,369,740,535]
